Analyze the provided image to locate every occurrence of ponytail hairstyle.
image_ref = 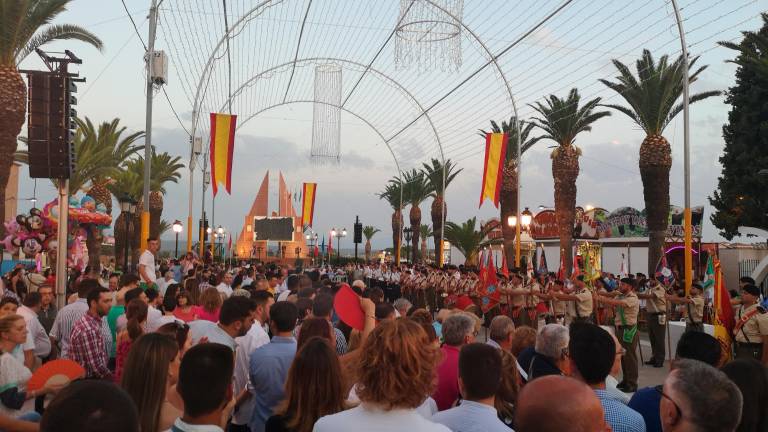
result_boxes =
[125,298,148,341]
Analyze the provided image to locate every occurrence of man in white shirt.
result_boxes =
[216,272,234,298]
[231,291,274,429]
[18,292,51,360]
[138,237,160,288]
[432,343,510,432]
[156,271,176,298]
[188,296,257,350]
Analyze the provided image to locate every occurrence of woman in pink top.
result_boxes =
[191,287,221,322]
[173,291,197,322]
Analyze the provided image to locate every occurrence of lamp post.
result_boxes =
[508,207,533,269]
[331,228,347,265]
[172,220,183,258]
[118,194,132,272]
[216,225,224,262]
[403,227,413,264]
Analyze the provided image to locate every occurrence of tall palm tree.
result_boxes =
[530,89,610,276]
[107,167,142,271]
[362,225,381,262]
[443,217,500,267]
[479,117,543,264]
[377,178,404,260]
[420,224,432,262]
[402,169,430,263]
[147,150,184,239]
[79,118,143,214]
[421,158,462,266]
[599,50,719,275]
[0,0,103,229]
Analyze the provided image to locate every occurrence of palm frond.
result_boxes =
[421,158,463,198]
[362,226,381,240]
[16,23,103,64]
[529,88,610,147]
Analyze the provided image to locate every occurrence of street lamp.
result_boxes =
[403,227,413,263]
[216,226,225,261]
[172,220,183,258]
[508,207,533,270]
[118,194,133,272]
[331,227,347,265]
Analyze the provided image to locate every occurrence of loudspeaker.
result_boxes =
[26,73,75,179]
[353,222,363,244]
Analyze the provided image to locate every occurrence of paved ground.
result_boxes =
[634,332,670,389]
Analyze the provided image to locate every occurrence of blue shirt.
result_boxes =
[628,386,662,432]
[248,336,297,432]
[595,389,645,432]
[431,400,510,432]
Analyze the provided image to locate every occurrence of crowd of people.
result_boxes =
[0,236,766,432]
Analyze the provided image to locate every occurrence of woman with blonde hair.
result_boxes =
[266,337,346,432]
[114,298,148,382]
[192,287,222,322]
[121,333,181,432]
[314,319,448,431]
[0,314,61,420]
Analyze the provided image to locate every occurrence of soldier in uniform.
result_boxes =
[535,279,567,325]
[553,275,594,324]
[666,282,705,333]
[597,277,640,393]
[507,273,531,328]
[734,284,768,364]
[638,278,668,367]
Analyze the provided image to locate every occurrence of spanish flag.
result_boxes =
[712,255,734,363]
[479,132,507,208]
[209,113,237,196]
[301,183,317,227]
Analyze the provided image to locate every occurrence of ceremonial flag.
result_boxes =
[477,249,488,286]
[572,249,581,278]
[557,252,566,281]
[209,113,237,196]
[537,244,548,274]
[526,255,534,280]
[301,183,317,227]
[228,234,232,252]
[480,250,501,313]
[501,250,510,278]
[701,253,715,299]
[712,255,734,362]
[479,133,507,208]
[655,253,675,287]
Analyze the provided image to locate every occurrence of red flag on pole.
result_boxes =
[501,249,510,278]
[557,252,566,281]
[480,251,501,313]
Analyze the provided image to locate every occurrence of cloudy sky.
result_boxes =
[16,0,765,253]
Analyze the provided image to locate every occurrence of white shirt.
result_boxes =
[139,250,157,283]
[188,320,236,351]
[147,305,163,331]
[17,305,50,358]
[165,418,224,432]
[313,403,450,432]
[157,278,176,297]
[347,386,437,420]
[216,283,233,298]
[242,277,254,288]
[232,321,270,425]
[276,290,291,302]
[431,400,511,432]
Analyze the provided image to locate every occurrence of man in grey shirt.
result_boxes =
[188,296,257,351]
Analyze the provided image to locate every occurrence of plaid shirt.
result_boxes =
[69,312,112,380]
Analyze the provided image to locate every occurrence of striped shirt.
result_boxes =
[50,299,112,359]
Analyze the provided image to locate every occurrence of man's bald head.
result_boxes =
[515,375,609,432]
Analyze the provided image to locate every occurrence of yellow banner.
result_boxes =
[479,132,507,208]
[301,183,317,227]
[209,113,237,195]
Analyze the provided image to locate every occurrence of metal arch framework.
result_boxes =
[215,56,445,165]
[237,99,403,175]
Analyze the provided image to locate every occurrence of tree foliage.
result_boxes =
[710,14,768,238]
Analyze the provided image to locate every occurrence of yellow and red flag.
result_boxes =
[479,132,507,208]
[712,254,734,363]
[301,183,317,227]
[209,113,237,196]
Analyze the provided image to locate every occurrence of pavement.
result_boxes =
[634,331,670,389]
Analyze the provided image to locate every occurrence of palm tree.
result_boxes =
[402,169,430,263]
[718,13,768,78]
[443,217,500,267]
[377,178,404,260]
[108,167,142,271]
[147,151,184,238]
[80,118,143,214]
[0,0,103,230]
[362,226,381,261]
[421,158,463,266]
[599,50,719,275]
[420,224,432,262]
[478,117,543,264]
[530,89,610,276]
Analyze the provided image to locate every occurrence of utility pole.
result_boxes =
[141,0,159,251]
